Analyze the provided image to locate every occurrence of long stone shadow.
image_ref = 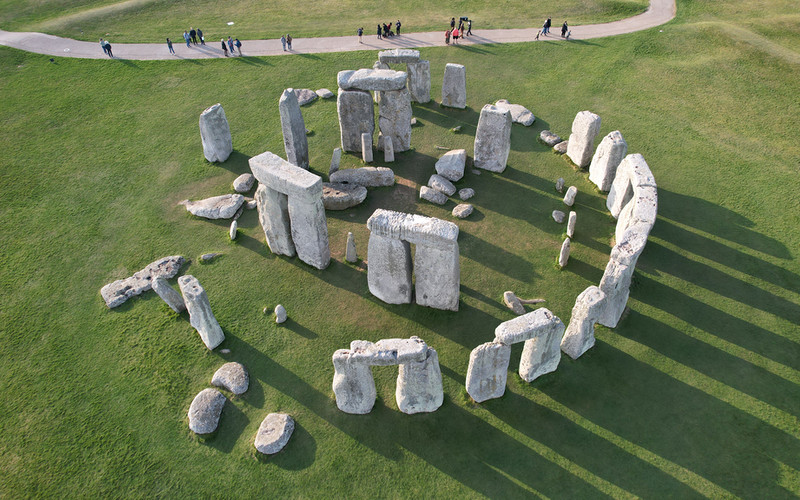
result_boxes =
[458,230,538,282]
[411,102,480,135]
[212,150,252,175]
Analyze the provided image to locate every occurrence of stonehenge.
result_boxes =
[199,103,232,163]
[566,110,602,167]
[178,275,225,350]
[366,209,460,311]
[589,130,628,191]
[473,104,512,172]
[332,337,443,414]
[279,89,309,169]
[441,63,466,109]
[249,151,330,270]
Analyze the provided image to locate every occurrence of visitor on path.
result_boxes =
[235,38,242,55]
[467,19,472,36]
[561,21,568,37]
[445,29,451,44]
[286,34,292,50]
[452,27,460,44]
[535,30,540,40]
[280,35,287,50]
[543,17,551,35]
[450,17,456,30]
[197,28,204,44]
[166,38,174,54]
[227,36,235,55]
[357,27,363,43]
[190,27,197,44]
[183,31,191,47]
[104,40,112,57]
[99,38,107,55]
[566,30,571,40]
[377,24,382,39]
[396,20,401,35]
[221,38,229,56]
[458,19,464,32]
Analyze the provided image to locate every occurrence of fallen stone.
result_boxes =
[337,69,408,91]
[329,167,394,187]
[361,132,373,162]
[555,177,565,193]
[275,304,287,323]
[420,186,447,205]
[279,89,309,169]
[179,275,225,349]
[232,203,245,221]
[322,182,367,210]
[254,413,294,454]
[589,130,627,192]
[458,188,475,200]
[245,199,257,210]
[220,348,231,354]
[337,89,374,152]
[211,362,249,395]
[183,194,245,219]
[378,48,420,64]
[233,173,255,193]
[200,253,219,262]
[552,210,566,223]
[452,203,473,219]
[494,307,563,346]
[329,147,342,175]
[474,104,512,173]
[540,130,562,147]
[396,347,443,414]
[407,60,431,103]
[188,388,226,434]
[494,99,535,126]
[553,141,568,154]
[465,341,511,403]
[229,220,237,240]
[567,211,577,238]
[294,88,318,106]
[428,174,456,196]
[566,110,602,168]
[199,103,232,163]
[346,232,357,262]
[503,291,525,315]
[435,149,467,182]
[441,63,466,109]
[100,255,185,308]
[316,88,335,98]
[563,186,577,207]
[450,125,462,133]
[152,276,186,313]
[558,238,571,269]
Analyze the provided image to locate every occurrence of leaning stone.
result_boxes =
[383,136,395,162]
[254,413,294,454]
[179,275,225,349]
[337,69,408,91]
[420,186,447,205]
[435,149,467,182]
[184,194,245,219]
[589,130,627,192]
[441,63,466,109]
[552,210,565,223]
[473,104,512,173]
[558,238,571,269]
[518,309,566,382]
[294,88,318,106]
[211,362,249,394]
[322,182,367,210]
[337,89,374,152]
[377,88,412,152]
[503,291,525,315]
[396,347,443,414]
[329,167,394,187]
[279,88,309,169]
[152,276,186,313]
[329,147,342,175]
[316,88,335,98]
[458,188,475,200]
[566,110,602,168]
[332,349,377,413]
[233,173,255,193]
[553,141,568,154]
[229,220,237,240]
[100,255,185,308]
[465,341,511,403]
[428,174,456,196]
[540,130,562,147]
[452,203,473,219]
[494,99,535,126]
[199,103,232,163]
[407,60,431,103]
[567,211,577,238]
[361,133,373,162]
[555,177,565,193]
[563,186,577,206]
[275,304,287,323]
[561,286,605,359]
[345,232,357,262]
[378,48,420,64]
[188,388,226,434]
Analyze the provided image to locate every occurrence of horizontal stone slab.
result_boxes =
[337,69,408,91]
[378,48,420,64]
[329,167,395,187]
[494,308,563,345]
[347,337,428,365]
[249,151,322,198]
[367,209,459,249]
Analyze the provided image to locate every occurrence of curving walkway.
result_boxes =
[0,0,675,60]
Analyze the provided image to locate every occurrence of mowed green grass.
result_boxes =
[0,0,648,42]
[1,0,800,496]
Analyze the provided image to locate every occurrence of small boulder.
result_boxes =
[294,88,318,106]
[200,253,219,262]
[316,88,335,98]
[553,141,568,154]
[232,173,255,193]
[183,194,244,219]
[435,149,467,182]
[420,186,447,205]
[452,203,473,219]
[275,304,287,323]
[211,362,249,395]
[188,388,226,434]
[458,188,475,200]
[540,130,562,147]
[246,199,258,210]
[254,413,295,455]
[552,210,566,223]
[428,174,456,196]
[229,220,237,240]
[410,117,418,126]
[322,182,367,210]
[494,99,535,126]
[555,178,565,193]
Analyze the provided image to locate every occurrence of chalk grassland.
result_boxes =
[0,0,648,42]
[0,0,799,497]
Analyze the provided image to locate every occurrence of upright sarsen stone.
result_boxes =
[279,89,309,169]
[378,87,412,152]
[199,103,232,163]
[441,63,466,109]
[178,275,225,350]
[337,89,375,152]
[367,234,413,304]
[589,130,627,191]
[473,104,512,172]
[332,349,377,414]
[566,110,601,168]
[407,60,431,103]
[396,347,443,414]
[465,341,511,403]
[561,286,605,359]
[414,241,460,311]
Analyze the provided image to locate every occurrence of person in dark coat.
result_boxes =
[396,20,401,35]
[197,28,204,44]
[166,38,174,54]
[221,38,229,56]
[450,17,455,29]
[561,21,568,37]
[190,27,197,44]
[377,24,382,39]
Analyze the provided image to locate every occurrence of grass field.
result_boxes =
[0,0,649,42]
[1,0,799,497]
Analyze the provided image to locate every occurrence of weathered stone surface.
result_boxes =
[188,388,226,434]
[458,188,475,200]
[245,198,257,210]
[553,141,568,154]
[316,88,335,98]
[229,219,237,240]
[503,291,525,315]
[563,186,577,207]
[383,136,395,162]
[367,234,413,304]
[329,147,342,175]
[428,174,456,196]
[396,347,443,414]
[561,286,605,359]
[452,203,473,219]
[494,99,535,126]
[184,194,245,219]
[377,88,412,152]
[151,276,186,313]
[540,130,562,147]
[494,308,561,345]
[337,89,374,152]
[279,89,309,169]
[435,149,467,182]
[345,232,357,262]
[420,186,447,205]
[373,60,389,70]
[233,173,255,193]
[465,341,511,403]
[566,110,602,168]
[211,362,249,394]
[275,304,287,323]
[474,104,512,173]
[607,154,657,218]
[558,238,571,269]
[552,210,566,223]
[567,211,577,238]
[354,337,428,365]
[361,132,373,162]
[254,413,294,454]
[329,167,395,187]
[337,69,408,91]
[414,241,460,311]
[179,275,225,349]
[519,310,565,382]
[378,48,420,64]
[199,103,232,163]
[441,63,466,109]
[407,60,431,103]
[101,255,185,308]
[293,88,318,106]
[332,349,377,413]
[255,184,296,257]
[322,182,367,210]
[555,177,565,193]
[598,259,633,328]
[615,185,657,244]
[589,130,627,192]
[367,209,459,250]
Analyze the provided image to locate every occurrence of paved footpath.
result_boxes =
[0,0,674,60]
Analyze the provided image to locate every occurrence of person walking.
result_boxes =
[280,34,287,50]
[197,28,204,45]
[227,36,235,55]
[450,17,455,30]
[286,34,292,50]
[183,30,191,47]
[396,20,401,35]
[235,38,242,55]
[99,38,108,55]
[377,23,382,39]
[221,38,229,56]
[357,27,363,43]
[561,21,568,37]
[104,40,113,57]
[543,17,551,35]
[166,37,174,54]
[467,19,472,36]
[452,27,459,44]
[445,29,451,45]
[190,27,197,44]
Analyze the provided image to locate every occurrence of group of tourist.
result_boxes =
[376,20,401,39]
[280,34,293,51]
[163,28,243,56]
[535,17,570,40]
[445,17,472,45]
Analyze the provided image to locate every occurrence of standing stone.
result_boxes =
[396,348,443,414]
[558,238,571,268]
[211,362,249,394]
[589,130,628,191]
[178,275,225,350]
[428,174,456,196]
[435,149,467,181]
[233,173,255,193]
[188,388,226,434]
[254,413,295,454]
[518,314,566,382]
[378,87,412,152]
[566,110,602,168]
[465,341,511,403]
[279,89,309,169]
[255,184,296,257]
[361,133,373,162]
[199,103,232,163]
[383,136,395,162]
[332,349,377,414]
[473,104,512,173]
[414,241,460,311]
[367,234,413,304]
[152,276,186,313]
[275,304,287,323]
[555,177,565,193]
[229,219,237,240]
[567,211,577,238]
[329,147,342,175]
[345,232,357,263]
[441,63,466,109]
[563,186,577,206]
[407,60,431,103]
[561,286,605,359]
[337,89,374,152]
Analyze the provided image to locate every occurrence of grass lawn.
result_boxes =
[0,0,649,42]
[1,0,799,497]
